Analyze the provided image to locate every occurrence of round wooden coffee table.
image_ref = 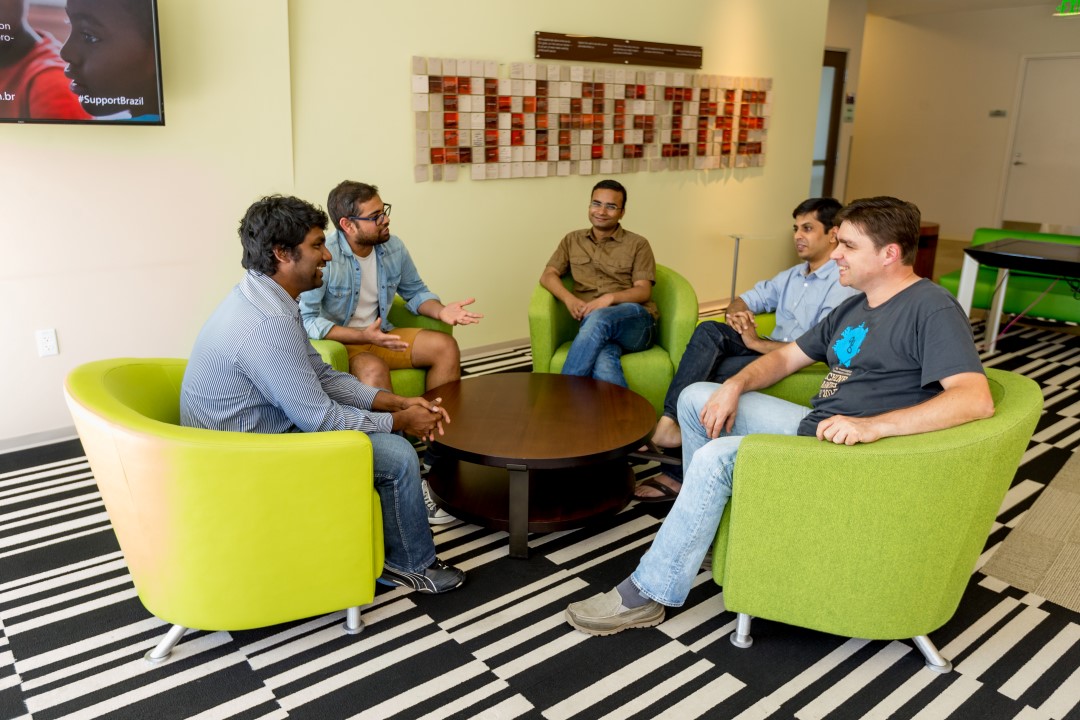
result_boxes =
[423,373,656,558]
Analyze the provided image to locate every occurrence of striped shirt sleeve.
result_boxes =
[238,314,394,434]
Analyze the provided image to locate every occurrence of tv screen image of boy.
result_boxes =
[0,0,164,124]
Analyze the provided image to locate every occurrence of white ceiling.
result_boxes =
[867,0,1055,18]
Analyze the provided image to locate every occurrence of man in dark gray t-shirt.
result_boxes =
[566,196,995,635]
[795,279,984,436]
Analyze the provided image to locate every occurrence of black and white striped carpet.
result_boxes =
[2,323,1080,720]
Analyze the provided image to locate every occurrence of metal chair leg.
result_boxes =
[144,624,188,663]
[912,635,952,673]
[730,612,754,648]
[344,606,364,635]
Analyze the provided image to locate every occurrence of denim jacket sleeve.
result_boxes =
[298,230,357,339]
[298,283,335,340]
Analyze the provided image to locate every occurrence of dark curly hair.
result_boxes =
[238,195,327,275]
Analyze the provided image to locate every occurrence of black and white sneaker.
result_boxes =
[422,480,456,525]
[379,559,466,594]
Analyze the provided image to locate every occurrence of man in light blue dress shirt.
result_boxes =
[181,195,466,594]
[638,198,858,501]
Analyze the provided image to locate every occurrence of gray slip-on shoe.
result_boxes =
[565,588,665,635]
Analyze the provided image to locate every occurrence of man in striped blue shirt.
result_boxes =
[181,195,465,594]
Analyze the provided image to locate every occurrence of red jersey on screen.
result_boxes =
[0,31,91,120]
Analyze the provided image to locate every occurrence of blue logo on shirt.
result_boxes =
[832,323,868,367]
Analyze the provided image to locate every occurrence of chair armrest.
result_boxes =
[528,279,577,373]
[653,265,698,371]
[311,339,349,372]
[388,294,453,334]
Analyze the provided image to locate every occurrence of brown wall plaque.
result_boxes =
[535,32,702,70]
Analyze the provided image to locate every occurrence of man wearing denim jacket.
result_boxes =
[299,181,482,393]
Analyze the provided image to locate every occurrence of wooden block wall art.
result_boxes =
[411,56,771,181]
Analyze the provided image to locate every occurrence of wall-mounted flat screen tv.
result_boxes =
[0,0,164,125]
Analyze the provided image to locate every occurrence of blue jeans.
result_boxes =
[369,433,435,574]
[560,303,655,387]
[661,321,760,420]
[631,382,811,607]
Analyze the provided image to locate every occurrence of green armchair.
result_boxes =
[311,295,453,397]
[711,367,1042,672]
[64,358,384,662]
[529,264,699,416]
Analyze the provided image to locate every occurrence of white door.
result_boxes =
[1001,55,1080,231]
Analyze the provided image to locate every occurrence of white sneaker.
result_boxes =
[422,480,456,525]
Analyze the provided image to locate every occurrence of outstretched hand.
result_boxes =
[439,298,484,326]
[361,317,408,350]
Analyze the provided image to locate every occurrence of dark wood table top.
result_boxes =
[424,373,656,470]
[964,238,1080,277]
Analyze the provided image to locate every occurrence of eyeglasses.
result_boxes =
[590,200,621,212]
[348,203,392,224]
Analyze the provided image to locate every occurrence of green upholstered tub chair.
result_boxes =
[711,367,1042,673]
[64,358,384,662]
[311,295,453,397]
[529,264,699,416]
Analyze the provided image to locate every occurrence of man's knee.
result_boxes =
[430,331,460,364]
[369,433,420,478]
[692,321,726,343]
[350,352,389,377]
[678,381,720,414]
[689,436,743,482]
[413,330,460,366]
[578,307,625,342]
[694,320,741,347]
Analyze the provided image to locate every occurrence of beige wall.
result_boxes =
[0,0,295,447]
[0,0,829,446]
[289,0,831,339]
[845,5,1079,239]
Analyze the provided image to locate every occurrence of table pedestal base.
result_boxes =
[426,460,636,558]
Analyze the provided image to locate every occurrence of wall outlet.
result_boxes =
[35,328,59,357]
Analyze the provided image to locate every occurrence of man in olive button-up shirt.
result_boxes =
[540,179,657,388]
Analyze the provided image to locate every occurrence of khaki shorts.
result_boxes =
[344,326,423,369]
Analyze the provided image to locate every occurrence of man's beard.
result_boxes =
[355,232,390,247]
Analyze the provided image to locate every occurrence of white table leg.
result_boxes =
[956,253,979,317]
[985,268,1009,354]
